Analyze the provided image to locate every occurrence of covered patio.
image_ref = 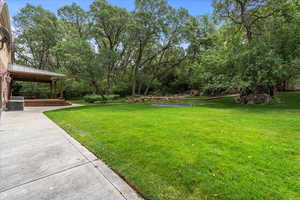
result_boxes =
[8,64,70,107]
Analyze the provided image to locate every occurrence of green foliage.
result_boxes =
[13,0,300,100]
[12,81,51,99]
[57,3,89,38]
[190,0,300,99]
[13,4,59,69]
[83,94,121,103]
[234,43,284,89]
[83,94,103,103]
[194,40,287,95]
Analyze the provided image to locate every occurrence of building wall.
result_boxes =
[0,44,11,109]
[0,0,11,110]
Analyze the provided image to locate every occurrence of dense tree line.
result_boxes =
[194,0,300,103]
[13,0,300,103]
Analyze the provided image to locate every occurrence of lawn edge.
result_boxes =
[44,109,150,200]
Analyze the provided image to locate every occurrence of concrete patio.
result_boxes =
[0,106,143,200]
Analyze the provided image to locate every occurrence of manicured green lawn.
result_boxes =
[46,92,300,200]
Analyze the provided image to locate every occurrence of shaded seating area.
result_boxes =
[7,64,70,108]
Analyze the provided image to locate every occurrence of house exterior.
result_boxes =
[0,0,12,112]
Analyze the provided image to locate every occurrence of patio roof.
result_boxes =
[8,64,65,83]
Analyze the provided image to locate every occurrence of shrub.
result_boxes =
[105,95,120,101]
[84,94,121,103]
[83,95,103,103]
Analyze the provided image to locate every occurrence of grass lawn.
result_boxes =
[46,92,300,200]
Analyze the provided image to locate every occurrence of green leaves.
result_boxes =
[13,5,59,69]
[13,0,299,98]
[57,3,89,38]
[192,0,300,98]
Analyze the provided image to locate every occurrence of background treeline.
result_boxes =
[13,0,300,102]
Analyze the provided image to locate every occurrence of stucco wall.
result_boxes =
[0,45,10,109]
[0,1,11,110]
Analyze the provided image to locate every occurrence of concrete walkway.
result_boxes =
[0,106,143,200]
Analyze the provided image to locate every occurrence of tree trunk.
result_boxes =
[131,67,138,96]
[106,67,114,95]
[137,82,143,95]
[246,31,252,42]
[131,78,136,96]
[144,85,150,96]
[269,87,274,97]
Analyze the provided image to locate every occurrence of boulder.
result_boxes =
[236,93,272,104]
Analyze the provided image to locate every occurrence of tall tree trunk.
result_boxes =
[269,87,274,97]
[92,80,105,100]
[107,75,113,95]
[137,81,143,95]
[131,67,137,96]
[131,80,136,96]
[144,85,150,96]
[246,30,252,42]
[144,76,156,96]
[131,63,142,96]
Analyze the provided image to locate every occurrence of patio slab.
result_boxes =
[0,162,124,200]
[0,106,143,200]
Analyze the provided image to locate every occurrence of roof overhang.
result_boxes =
[8,64,65,83]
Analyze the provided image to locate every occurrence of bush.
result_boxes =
[113,84,131,97]
[105,94,120,101]
[84,95,103,103]
[203,87,227,96]
[83,94,121,103]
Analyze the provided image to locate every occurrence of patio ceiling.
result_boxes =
[8,64,65,83]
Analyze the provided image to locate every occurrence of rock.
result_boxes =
[247,100,255,105]
[191,90,200,96]
[234,97,241,104]
[127,95,189,103]
[237,93,272,104]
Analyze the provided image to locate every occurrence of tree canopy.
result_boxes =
[13,0,300,103]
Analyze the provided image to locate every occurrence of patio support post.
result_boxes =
[59,79,64,99]
[53,81,57,99]
[50,80,54,99]
[8,79,12,99]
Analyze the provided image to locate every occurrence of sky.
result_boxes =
[8,0,214,18]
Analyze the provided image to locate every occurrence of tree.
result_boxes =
[260,0,300,89]
[53,36,106,97]
[13,4,59,70]
[200,0,297,103]
[57,3,89,39]
[127,0,194,95]
[194,30,286,101]
[14,0,298,102]
[213,0,281,42]
[90,0,131,94]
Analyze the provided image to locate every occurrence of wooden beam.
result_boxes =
[12,77,52,83]
[53,81,57,99]
[50,81,53,99]
[59,80,64,99]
